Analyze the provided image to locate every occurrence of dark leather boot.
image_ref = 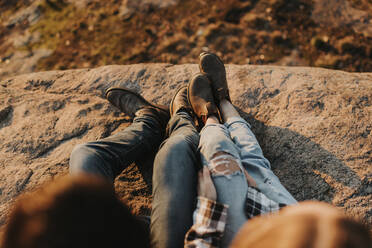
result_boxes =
[188,73,219,125]
[199,52,231,103]
[170,86,193,117]
[105,87,169,126]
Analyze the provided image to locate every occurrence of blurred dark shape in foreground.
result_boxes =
[232,201,372,248]
[2,175,150,248]
[2,175,371,248]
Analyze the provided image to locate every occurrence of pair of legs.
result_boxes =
[70,109,200,248]
[69,93,297,248]
[69,51,297,248]
[198,100,297,247]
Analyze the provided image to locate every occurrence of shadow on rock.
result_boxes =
[237,108,361,203]
[114,107,361,208]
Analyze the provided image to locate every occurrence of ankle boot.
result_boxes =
[105,87,169,126]
[199,52,231,104]
[188,73,219,125]
[170,86,196,116]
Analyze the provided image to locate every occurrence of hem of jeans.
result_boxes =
[175,108,192,116]
[224,116,251,129]
[177,110,194,122]
[166,112,198,140]
[167,110,193,125]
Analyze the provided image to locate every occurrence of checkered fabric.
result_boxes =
[245,187,287,219]
[185,197,228,248]
[185,190,286,247]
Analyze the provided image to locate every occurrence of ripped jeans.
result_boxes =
[199,116,297,247]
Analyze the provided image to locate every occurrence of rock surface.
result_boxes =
[0,64,371,235]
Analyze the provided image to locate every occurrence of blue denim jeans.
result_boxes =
[199,116,297,247]
[151,111,199,248]
[69,110,165,181]
[69,111,199,248]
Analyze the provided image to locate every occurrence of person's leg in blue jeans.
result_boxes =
[69,87,169,182]
[199,116,249,247]
[69,87,171,244]
[219,99,297,205]
[188,73,249,247]
[198,102,297,248]
[188,62,297,247]
[151,87,200,248]
[69,109,166,182]
[198,52,296,205]
[70,86,200,248]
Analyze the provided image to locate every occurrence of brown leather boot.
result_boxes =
[170,86,203,131]
[105,87,169,126]
[188,74,219,125]
[199,52,231,103]
[170,86,193,117]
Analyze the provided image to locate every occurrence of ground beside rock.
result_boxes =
[0,64,371,238]
[1,0,371,81]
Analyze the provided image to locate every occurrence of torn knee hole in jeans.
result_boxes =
[209,152,242,179]
[209,151,257,187]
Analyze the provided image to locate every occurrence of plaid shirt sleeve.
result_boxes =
[244,187,287,219]
[184,196,229,248]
